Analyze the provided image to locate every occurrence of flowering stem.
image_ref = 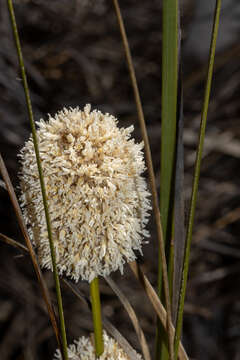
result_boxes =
[6,1,68,359]
[90,277,104,357]
[174,1,222,358]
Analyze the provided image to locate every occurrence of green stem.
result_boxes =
[6,1,68,359]
[90,277,104,357]
[174,1,222,359]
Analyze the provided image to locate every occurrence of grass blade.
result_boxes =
[172,71,185,326]
[111,1,174,357]
[157,0,179,357]
[129,262,188,360]
[102,319,141,360]
[105,276,151,360]
[0,155,61,350]
[0,232,29,252]
[6,1,68,358]
[160,0,178,248]
[174,1,222,358]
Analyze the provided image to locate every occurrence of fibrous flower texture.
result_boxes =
[19,105,151,282]
[53,330,143,359]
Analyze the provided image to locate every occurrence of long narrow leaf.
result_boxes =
[157,0,179,358]
[160,0,178,246]
[129,262,188,360]
[172,68,185,326]
[174,1,222,358]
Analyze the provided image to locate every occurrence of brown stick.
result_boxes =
[0,154,61,350]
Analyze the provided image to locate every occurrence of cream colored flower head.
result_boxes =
[19,105,151,282]
[53,330,143,359]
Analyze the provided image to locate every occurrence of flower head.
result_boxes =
[19,105,151,282]
[53,330,143,359]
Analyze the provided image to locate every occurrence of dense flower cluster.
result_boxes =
[53,330,143,359]
[19,105,151,282]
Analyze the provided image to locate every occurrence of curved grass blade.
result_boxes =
[111,1,173,358]
[105,276,151,360]
[0,155,61,350]
[6,1,68,358]
[129,262,188,360]
[174,1,222,358]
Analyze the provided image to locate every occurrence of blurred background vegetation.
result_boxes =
[1,0,240,359]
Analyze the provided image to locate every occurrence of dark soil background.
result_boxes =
[1,0,240,359]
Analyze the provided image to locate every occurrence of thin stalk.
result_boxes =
[111,1,174,359]
[90,277,104,357]
[6,1,68,359]
[157,0,179,358]
[174,1,222,358]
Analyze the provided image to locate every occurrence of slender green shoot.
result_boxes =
[6,1,69,359]
[174,1,222,358]
[157,0,178,358]
[90,277,104,357]
[111,1,174,359]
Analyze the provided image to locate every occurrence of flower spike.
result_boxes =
[19,105,151,282]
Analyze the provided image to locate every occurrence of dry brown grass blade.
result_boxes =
[0,153,61,349]
[129,262,188,360]
[0,232,28,252]
[105,276,151,360]
[103,318,141,360]
[0,234,141,360]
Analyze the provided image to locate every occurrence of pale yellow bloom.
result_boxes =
[19,105,151,282]
[53,330,142,359]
